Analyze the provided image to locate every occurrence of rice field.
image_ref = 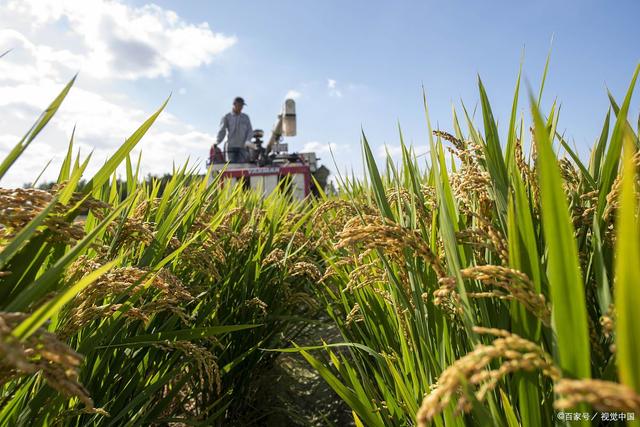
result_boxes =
[1,62,640,426]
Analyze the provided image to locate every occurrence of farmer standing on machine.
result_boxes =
[216,96,253,163]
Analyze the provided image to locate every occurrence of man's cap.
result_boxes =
[233,96,247,106]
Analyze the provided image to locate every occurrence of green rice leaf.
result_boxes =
[361,130,393,219]
[614,132,640,393]
[12,260,119,340]
[5,192,135,312]
[597,65,639,218]
[500,388,520,427]
[590,110,611,180]
[531,95,591,380]
[0,76,76,181]
[82,96,170,194]
[556,132,596,190]
[0,195,59,271]
[505,61,522,170]
[537,42,552,107]
[98,324,263,348]
[263,341,383,360]
[298,347,385,427]
[31,159,52,188]
[57,126,75,183]
[478,76,509,221]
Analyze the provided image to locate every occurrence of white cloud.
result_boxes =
[4,0,236,80]
[133,129,215,175]
[0,29,84,86]
[285,89,301,100]
[327,78,342,98]
[0,77,217,186]
[0,1,229,187]
[301,141,338,154]
[0,134,20,152]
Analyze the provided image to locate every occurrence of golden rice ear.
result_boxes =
[0,312,103,414]
[554,379,640,413]
[336,214,445,278]
[417,328,561,426]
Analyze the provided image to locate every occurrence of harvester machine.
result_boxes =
[208,99,328,200]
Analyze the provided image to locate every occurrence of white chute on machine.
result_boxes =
[266,99,296,154]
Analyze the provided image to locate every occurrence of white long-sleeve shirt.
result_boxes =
[216,112,252,148]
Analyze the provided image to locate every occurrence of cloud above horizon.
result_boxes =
[285,89,302,100]
[327,78,342,98]
[0,0,236,187]
[4,0,236,80]
[301,141,338,154]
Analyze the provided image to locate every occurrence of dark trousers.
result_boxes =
[226,146,248,163]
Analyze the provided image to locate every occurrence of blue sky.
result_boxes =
[0,0,638,186]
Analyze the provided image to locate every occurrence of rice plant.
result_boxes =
[2,56,640,427]
[303,64,640,426]
[0,76,322,426]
